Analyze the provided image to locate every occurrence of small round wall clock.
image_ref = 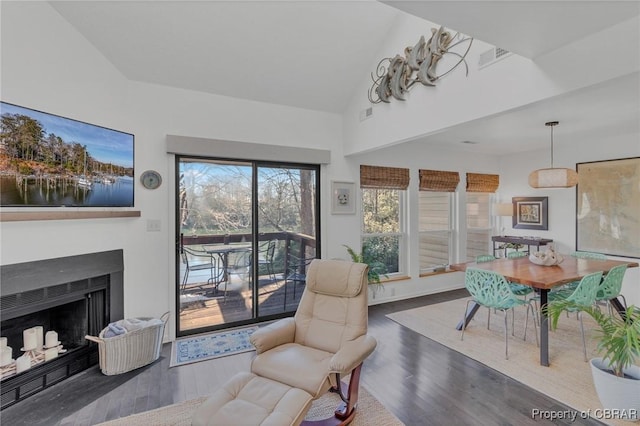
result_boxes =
[140,170,162,190]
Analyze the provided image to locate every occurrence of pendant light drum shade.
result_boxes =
[528,121,578,188]
[529,167,578,188]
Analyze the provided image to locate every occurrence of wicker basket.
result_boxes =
[85,312,169,375]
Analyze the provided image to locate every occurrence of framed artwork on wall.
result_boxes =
[331,181,355,214]
[0,101,135,208]
[576,157,640,258]
[512,197,548,230]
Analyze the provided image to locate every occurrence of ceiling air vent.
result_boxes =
[478,47,512,69]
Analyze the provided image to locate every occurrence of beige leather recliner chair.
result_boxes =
[250,259,377,424]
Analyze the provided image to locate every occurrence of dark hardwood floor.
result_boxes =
[1,289,605,426]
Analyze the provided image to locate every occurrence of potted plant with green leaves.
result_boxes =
[343,245,387,296]
[546,302,640,419]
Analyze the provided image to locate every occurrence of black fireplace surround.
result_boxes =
[0,250,124,409]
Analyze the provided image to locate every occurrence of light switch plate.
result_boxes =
[146,219,161,232]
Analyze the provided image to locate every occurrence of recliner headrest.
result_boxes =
[306,259,367,297]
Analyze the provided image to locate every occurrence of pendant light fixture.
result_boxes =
[528,121,578,188]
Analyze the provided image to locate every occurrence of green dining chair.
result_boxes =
[506,251,534,300]
[476,254,496,263]
[547,271,603,361]
[552,251,607,294]
[477,253,533,300]
[595,264,628,315]
[507,251,527,259]
[572,251,607,260]
[461,268,538,360]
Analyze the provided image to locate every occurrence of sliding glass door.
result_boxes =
[256,165,318,316]
[176,156,319,336]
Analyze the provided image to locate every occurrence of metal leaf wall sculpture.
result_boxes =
[368,27,473,104]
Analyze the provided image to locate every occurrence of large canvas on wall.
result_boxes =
[0,102,134,207]
[576,157,640,258]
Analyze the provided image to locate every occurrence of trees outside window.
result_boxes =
[361,188,405,276]
[177,157,319,333]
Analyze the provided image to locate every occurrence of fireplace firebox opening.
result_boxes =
[0,250,124,409]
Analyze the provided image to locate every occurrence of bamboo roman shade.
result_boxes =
[466,173,500,193]
[419,169,460,192]
[360,165,410,189]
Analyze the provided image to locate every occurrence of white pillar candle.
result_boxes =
[23,328,37,351]
[0,347,12,366]
[34,326,44,350]
[16,355,30,373]
[0,337,7,349]
[44,348,58,362]
[45,331,58,348]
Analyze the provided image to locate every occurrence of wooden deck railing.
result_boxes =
[181,231,317,278]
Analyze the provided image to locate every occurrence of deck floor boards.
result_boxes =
[180,276,301,330]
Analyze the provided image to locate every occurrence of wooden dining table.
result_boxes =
[450,255,639,366]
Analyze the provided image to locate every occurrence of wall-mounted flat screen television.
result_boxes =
[0,102,134,207]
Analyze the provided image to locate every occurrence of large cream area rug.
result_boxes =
[98,385,402,426]
[387,298,637,426]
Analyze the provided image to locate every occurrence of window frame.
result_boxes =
[360,187,407,279]
[465,192,494,261]
[418,191,457,273]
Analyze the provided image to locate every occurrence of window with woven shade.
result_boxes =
[359,165,409,277]
[466,173,499,193]
[360,165,410,190]
[418,169,459,273]
[465,173,498,260]
[466,193,494,260]
[419,169,459,192]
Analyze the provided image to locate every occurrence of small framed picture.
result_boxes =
[331,181,355,214]
[512,197,548,230]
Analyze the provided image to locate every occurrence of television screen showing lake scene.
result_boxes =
[0,102,134,207]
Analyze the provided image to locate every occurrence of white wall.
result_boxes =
[343,13,640,156]
[498,133,640,306]
[0,2,345,340]
[329,138,500,304]
[337,10,640,305]
[2,2,637,339]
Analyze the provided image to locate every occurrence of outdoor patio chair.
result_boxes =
[284,254,315,309]
[180,246,221,293]
[257,240,277,283]
[224,247,252,302]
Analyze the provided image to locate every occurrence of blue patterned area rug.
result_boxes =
[170,326,258,367]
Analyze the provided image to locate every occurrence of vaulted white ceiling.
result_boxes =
[49,1,640,153]
[383,1,640,59]
[49,1,400,114]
